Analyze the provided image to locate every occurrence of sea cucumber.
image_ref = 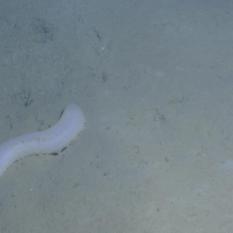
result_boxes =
[0,103,85,176]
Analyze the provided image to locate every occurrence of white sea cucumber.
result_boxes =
[0,103,85,176]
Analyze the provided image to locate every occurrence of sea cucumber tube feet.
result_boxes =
[0,103,85,176]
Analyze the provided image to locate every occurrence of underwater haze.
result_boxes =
[0,0,233,232]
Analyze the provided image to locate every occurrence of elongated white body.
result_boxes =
[0,103,85,176]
